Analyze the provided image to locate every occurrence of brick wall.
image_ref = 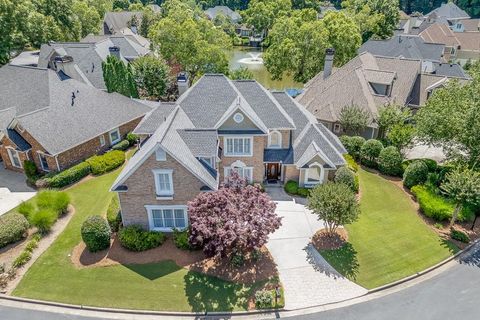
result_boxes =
[283,165,299,183]
[218,135,265,183]
[118,152,207,229]
[264,130,291,149]
[0,135,29,172]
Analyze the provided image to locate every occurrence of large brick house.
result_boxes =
[111,74,347,231]
[0,65,151,174]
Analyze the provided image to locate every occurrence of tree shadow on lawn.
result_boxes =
[123,261,183,280]
[318,243,360,281]
[184,270,256,312]
[439,238,460,255]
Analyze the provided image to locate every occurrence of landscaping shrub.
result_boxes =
[23,160,37,180]
[44,162,91,188]
[173,228,191,250]
[0,213,29,248]
[451,229,470,243]
[86,151,125,175]
[297,188,310,197]
[343,154,359,172]
[18,201,35,220]
[30,209,57,233]
[25,234,41,252]
[118,225,166,252]
[377,146,403,176]
[360,139,383,168]
[284,180,299,194]
[340,135,365,160]
[230,252,245,267]
[112,140,130,151]
[106,196,122,232]
[12,251,32,268]
[403,161,429,189]
[434,223,443,229]
[81,216,111,252]
[255,290,274,309]
[335,167,358,192]
[37,190,70,214]
[411,185,473,222]
[126,133,139,146]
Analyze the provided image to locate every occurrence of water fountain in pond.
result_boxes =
[238,52,264,65]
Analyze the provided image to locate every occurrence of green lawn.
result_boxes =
[320,168,458,289]
[12,167,265,311]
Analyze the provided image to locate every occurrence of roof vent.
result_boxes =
[54,55,74,64]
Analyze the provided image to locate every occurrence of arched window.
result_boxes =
[268,130,282,148]
[224,160,253,182]
[304,162,324,187]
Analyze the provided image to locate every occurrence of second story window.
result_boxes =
[224,137,252,156]
[153,169,173,197]
[268,131,282,148]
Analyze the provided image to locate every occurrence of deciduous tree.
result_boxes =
[243,0,292,35]
[188,172,281,259]
[339,105,371,136]
[132,56,170,99]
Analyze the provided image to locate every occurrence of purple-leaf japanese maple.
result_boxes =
[188,172,281,258]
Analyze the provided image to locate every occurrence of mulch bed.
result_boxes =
[312,228,348,250]
[71,236,277,285]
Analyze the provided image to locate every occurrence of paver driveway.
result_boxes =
[266,187,367,310]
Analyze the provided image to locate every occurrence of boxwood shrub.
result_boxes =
[284,180,299,194]
[335,166,358,192]
[81,216,111,252]
[126,133,139,146]
[411,185,474,222]
[340,136,366,160]
[361,139,384,168]
[112,140,130,151]
[107,196,122,232]
[403,160,429,189]
[173,228,191,250]
[377,146,403,177]
[0,213,29,248]
[118,225,166,252]
[86,151,125,175]
[44,162,91,188]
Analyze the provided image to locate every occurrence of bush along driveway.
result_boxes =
[320,168,458,289]
[11,167,272,312]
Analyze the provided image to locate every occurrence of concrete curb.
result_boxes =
[1,239,478,318]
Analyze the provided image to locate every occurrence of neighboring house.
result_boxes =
[359,34,446,62]
[204,6,242,23]
[81,33,151,61]
[425,2,470,24]
[452,18,480,32]
[0,65,151,174]
[38,37,148,90]
[296,50,469,138]
[419,23,480,65]
[102,11,143,35]
[111,74,347,231]
[9,51,40,67]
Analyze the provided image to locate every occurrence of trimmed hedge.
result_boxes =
[361,139,384,168]
[173,228,191,250]
[0,213,29,248]
[118,225,166,252]
[107,196,122,232]
[284,180,299,194]
[112,140,130,151]
[43,162,91,188]
[403,160,429,189]
[411,185,474,222]
[297,188,310,197]
[340,135,366,160]
[81,216,111,252]
[86,150,125,175]
[335,166,358,192]
[377,146,403,176]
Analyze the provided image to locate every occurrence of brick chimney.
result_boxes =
[323,48,335,79]
[177,72,189,97]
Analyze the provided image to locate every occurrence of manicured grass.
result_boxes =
[12,163,265,311]
[320,168,458,289]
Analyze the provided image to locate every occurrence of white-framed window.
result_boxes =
[146,205,188,231]
[224,160,253,182]
[153,169,173,197]
[333,123,341,133]
[268,130,282,148]
[200,157,215,168]
[38,153,50,172]
[99,135,106,147]
[109,128,121,145]
[156,147,166,161]
[224,136,252,156]
[7,148,22,168]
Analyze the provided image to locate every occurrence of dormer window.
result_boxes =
[268,130,282,148]
[369,83,390,96]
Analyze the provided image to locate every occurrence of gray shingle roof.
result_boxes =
[204,6,241,22]
[0,65,151,156]
[178,129,218,157]
[427,3,470,21]
[133,102,176,135]
[103,12,143,34]
[359,35,445,61]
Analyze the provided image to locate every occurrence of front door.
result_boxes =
[266,163,280,180]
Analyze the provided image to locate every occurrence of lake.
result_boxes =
[227,47,302,91]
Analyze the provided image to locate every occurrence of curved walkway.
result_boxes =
[265,186,367,310]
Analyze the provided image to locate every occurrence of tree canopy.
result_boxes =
[263,10,361,83]
[149,0,231,81]
[339,105,371,135]
[132,56,170,100]
[242,0,292,34]
[102,55,139,98]
[188,172,281,258]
